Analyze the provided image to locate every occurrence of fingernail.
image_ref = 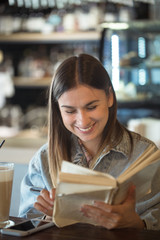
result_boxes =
[93,201,98,206]
[50,190,53,199]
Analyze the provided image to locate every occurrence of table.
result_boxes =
[0,217,160,240]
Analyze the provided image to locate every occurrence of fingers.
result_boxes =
[81,204,118,229]
[40,189,54,205]
[34,189,54,216]
[93,201,113,212]
[81,185,137,229]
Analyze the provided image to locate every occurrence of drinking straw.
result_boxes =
[0,140,5,148]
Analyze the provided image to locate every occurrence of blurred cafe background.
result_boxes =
[0,0,160,216]
[1,0,160,148]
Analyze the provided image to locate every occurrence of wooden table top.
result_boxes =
[0,217,160,240]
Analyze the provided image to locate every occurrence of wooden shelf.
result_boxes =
[13,76,52,87]
[0,31,100,43]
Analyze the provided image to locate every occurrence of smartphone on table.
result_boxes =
[1,218,54,237]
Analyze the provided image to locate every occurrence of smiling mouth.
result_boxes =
[77,123,96,132]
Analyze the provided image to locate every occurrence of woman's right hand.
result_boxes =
[34,188,56,217]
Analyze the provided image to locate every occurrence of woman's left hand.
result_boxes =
[81,185,145,230]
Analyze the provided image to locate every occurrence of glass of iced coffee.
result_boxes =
[0,162,14,228]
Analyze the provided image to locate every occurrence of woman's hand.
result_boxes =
[81,185,145,230]
[34,188,56,217]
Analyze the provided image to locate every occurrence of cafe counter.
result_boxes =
[0,129,47,164]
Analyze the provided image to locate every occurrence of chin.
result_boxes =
[78,135,96,143]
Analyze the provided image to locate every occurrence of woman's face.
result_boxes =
[58,84,113,149]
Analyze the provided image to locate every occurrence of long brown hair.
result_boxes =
[48,53,125,186]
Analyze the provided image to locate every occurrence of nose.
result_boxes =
[76,110,90,127]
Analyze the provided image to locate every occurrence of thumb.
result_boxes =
[125,184,136,204]
[50,188,56,200]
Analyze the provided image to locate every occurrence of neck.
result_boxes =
[82,139,101,158]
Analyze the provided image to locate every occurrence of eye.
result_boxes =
[65,109,76,114]
[87,105,97,111]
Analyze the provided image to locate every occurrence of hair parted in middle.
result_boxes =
[48,53,125,186]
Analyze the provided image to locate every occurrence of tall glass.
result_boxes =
[0,162,14,228]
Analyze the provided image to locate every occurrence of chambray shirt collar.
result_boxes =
[71,135,86,165]
[111,130,131,158]
[71,130,131,167]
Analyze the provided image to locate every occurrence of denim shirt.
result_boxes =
[19,130,160,230]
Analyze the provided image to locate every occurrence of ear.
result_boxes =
[108,88,114,108]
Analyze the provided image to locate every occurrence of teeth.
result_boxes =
[79,125,93,132]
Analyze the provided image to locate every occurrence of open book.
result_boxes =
[53,145,160,227]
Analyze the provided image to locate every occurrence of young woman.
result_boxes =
[19,53,160,230]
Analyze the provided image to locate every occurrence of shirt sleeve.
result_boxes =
[136,166,160,230]
[18,144,53,219]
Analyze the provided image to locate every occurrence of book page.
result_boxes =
[53,161,118,227]
[58,172,116,187]
[57,182,116,195]
[53,186,118,227]
[118,147,160,182]
[119,145,156,177]
[61,160,115,178]
[114,149,160,205]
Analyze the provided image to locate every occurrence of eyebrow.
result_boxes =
[61,100,99,108]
